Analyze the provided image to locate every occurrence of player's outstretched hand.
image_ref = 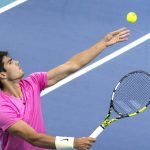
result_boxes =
[74,137,96,150]
[103,27,130,47]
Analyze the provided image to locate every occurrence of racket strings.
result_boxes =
[117,80,149,113]
[113,72,150,115]
[119,79,148,107]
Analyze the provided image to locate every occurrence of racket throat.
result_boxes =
[101,118,118,128]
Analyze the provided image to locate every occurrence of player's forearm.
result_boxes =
[31,133,56,149]
[68,40,107,68]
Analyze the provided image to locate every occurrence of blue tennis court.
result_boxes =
[0,0,150,149]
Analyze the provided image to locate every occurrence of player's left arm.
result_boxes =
[46,27,130,87]
[46,61,80,87]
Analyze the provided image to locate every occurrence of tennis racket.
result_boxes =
[90,70,150,138]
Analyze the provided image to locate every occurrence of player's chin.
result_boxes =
[19,70,24,78]
[21,71,25,77]
[20,68,24,73]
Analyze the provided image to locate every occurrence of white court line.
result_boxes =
[41,33,150,96]
[0,0,27,14]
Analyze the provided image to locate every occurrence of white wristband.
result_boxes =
[55,136,74,149]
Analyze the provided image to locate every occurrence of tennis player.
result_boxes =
[0,27,130,150]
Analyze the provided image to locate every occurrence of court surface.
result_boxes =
[0,0,150,149]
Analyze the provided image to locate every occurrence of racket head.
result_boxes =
[90,70,150,137]
[111,70,150,117]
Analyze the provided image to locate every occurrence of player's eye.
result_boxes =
[9,60,13,64]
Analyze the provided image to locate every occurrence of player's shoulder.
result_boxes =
[23,72,47,83]
[21,72,38,82]
[23,72,46,79]
[19,73,37,88]
[20,72,48,92]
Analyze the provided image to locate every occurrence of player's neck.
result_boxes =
[2,80,22,99]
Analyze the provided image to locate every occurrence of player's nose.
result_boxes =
[14,60,20,66]
[15,60,19,64]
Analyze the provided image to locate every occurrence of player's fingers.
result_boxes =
[111,27,127,35]
[119,30,130,36]
[86,141,92,146]
[87,143,92,148]
[118,38,128,42]
[85,144,91,150]
[88,137,96,142]
[119,33,130,39]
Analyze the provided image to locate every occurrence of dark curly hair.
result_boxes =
[0,51,8,90]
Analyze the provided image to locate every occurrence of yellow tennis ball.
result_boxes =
[126,12,137,23]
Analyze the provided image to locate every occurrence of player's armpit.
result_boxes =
[46,73,69,87]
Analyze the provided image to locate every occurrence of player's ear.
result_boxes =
[0,72,7,79]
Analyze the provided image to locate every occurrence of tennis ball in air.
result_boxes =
[126,12,137,23]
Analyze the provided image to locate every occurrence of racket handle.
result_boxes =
[89,126,104,138]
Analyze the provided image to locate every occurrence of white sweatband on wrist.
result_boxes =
[55,136,74,149]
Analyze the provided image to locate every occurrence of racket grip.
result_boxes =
[89,126,104,138]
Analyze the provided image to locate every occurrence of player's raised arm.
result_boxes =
[46,27,130,87]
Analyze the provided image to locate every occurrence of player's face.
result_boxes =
[2,56,24,81]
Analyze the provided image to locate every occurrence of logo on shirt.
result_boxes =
[60,139,69,142]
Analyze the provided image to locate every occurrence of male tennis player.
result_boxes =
[0,27,130,150]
